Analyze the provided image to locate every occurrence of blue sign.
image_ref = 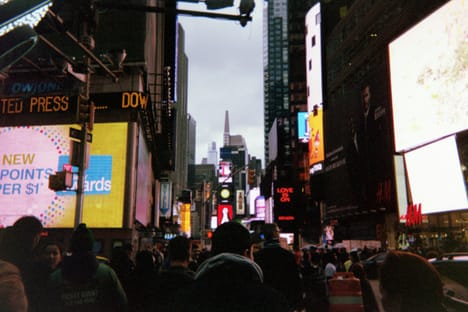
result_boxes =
[57,155,113,195]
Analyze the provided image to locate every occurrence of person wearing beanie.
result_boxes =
[173,221,289,312]
[47,223,128,311]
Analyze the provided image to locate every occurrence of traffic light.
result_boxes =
[48,171,73,191]
[218,183,233,203]
[77,95,95,130]
[248,168,256,186]
[239,0,255,16]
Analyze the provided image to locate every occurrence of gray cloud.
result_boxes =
[178,0,264,164]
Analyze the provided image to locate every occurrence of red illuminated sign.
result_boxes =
[402,203,423,226]
[217,204,233,225]
[278,216,295,221]
[276,187,294,203]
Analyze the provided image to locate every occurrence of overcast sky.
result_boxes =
[178,0,265,165]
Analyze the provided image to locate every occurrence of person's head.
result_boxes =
[260,223,280,242]
[310,251,321,266]
[350,250,360,263]
[135,250,155,271]
[211,222,252,258]
[379,251,444,312]
[361,84,371,111]
[168,235,191,265]
[12,216,43,250]
[70,223,94,254]
[39,239,63,270]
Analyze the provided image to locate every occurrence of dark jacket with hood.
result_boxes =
[46,224,127,311]
[173,253,289,312]
[47,252,128,312]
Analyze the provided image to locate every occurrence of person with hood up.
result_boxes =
[47,223,127,311]
[174,221,289,312]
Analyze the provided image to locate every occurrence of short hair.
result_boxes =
[168,236,191,262]
[211,222,251,256]
[12,216,43,244]
[380,251,444,311]
[260,223,279,241]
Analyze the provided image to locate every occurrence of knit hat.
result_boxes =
[70,223,94,253]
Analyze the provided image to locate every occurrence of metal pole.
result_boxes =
[74,6,94,227]
[74,56,90,228]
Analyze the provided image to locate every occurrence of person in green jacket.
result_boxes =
[47,224,128,312]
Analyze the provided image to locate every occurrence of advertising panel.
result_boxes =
[308,104,324,170]
[389,0,468,152]
[236,189,245,215]
[135,129,152,226]
[218,161,232,183]
[404,135,467,214]
[217,204,233,225]
[305,3,325,173]
[297,112,310,143]
[273,184,296,231]
[0,123,127,228]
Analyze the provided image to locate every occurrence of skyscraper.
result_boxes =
[263,0,290,166]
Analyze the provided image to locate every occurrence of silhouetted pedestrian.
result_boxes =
[174,221,289,311]
[153,235,195,311]
[302,251,329,312]
[379,250,446,312]
[254,223,304,311]
[0,259,28,312]
[110,243,135,291]
[0,216,43,311]
[349,250,378,312]
[126,250,159,312]
[47,223,128,311]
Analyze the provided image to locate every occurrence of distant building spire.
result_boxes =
[223,110,230,146]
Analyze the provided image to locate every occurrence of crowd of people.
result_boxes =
[0,215,449,311]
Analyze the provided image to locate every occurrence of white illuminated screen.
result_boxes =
[404,136,467,214]
[389,0,468,152]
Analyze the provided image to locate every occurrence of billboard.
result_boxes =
[217,204,233,225]
[308,104,324,170]
[305,3,325,172]
[0,123,128,228]
[297,112,310,143]
[389,0,468,152]
[404,135,467,214]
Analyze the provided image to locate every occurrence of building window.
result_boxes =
[309,59,312,71]
[311,35,316,47]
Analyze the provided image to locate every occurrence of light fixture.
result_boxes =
[0,25,37,71]
[0,0,52,37]
[0,0,52,70]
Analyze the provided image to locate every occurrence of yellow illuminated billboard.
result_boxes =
[0,123,128,228]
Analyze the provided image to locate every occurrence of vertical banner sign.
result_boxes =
[160,181,171,218]
[236,190,245,215]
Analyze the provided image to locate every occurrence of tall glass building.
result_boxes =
[263,0,290,166]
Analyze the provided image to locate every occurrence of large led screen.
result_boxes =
[389,0,468,152]
[0,123,128,228]
[404,135,467,214]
